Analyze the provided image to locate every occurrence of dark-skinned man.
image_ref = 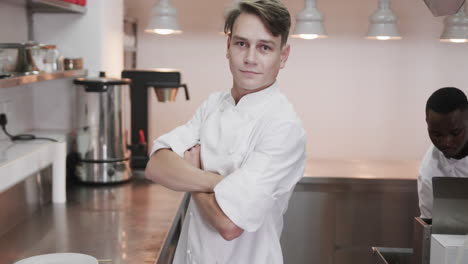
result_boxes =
[418,87,468,219]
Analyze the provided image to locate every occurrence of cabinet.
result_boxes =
[281,178,419,264]
[124,17,137,69]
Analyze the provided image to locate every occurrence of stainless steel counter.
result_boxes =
[282,164,419,264]
[0,159,421,264]
[0,172,187,264]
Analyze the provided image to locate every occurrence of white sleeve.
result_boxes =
[150,93,220,157]
[418,147,434,219]
[214,120,306,232]
[418,171,433,219]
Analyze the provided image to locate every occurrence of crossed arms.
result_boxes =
[145,145,244,241]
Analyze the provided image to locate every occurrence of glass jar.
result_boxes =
[42,45,60,73]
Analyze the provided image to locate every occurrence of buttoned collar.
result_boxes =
[221,81,280,119]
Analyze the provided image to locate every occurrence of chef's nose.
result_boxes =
[244,48,257,64]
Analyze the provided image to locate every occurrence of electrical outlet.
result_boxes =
[0,100,6,140]
[0,100,13,140]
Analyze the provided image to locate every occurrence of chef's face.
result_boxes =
[226,13,289,96]
[426,108,468,158]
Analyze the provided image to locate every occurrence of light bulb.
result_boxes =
[376,36,391,40]
[296,34,319,39]
[145,29,182,35]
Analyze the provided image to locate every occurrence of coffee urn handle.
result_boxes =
[180,84,189,100]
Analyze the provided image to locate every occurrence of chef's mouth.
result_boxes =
[441,148,458,157]
[240,70,260,74]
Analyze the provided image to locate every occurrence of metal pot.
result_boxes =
[73,72,132,183]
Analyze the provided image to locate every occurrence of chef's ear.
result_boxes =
[226,37,231,59]
[279,44,290,69]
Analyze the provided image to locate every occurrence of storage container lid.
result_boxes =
[74,72,131,92]
[73,77,131,86]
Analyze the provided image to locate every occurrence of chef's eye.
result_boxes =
[260,45,271,51]
[236,41,247,47]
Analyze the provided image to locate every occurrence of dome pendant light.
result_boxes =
[292,0,327,40]
[145,0,182,35]
[440,3,468,43]
[365,0,401,40]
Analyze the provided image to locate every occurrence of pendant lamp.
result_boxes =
[145,0,182,35]
[292,0,327,40]
[365,0,401,40]
[440,3,468,43]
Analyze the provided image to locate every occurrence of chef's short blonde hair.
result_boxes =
[224,0,291,47]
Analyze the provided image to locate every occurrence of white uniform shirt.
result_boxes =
[418,144,468,218]
[151,82,306,264]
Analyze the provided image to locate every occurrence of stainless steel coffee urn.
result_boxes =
[72,72,132,183]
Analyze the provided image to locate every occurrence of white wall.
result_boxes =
[127,0,468,160]
[0,2,34,140]
[34,0,123,77]
[33,0,124,132]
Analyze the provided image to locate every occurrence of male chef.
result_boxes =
[418,87,468,219]
[145,0,306,263]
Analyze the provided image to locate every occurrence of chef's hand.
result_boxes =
[184,144,201,169]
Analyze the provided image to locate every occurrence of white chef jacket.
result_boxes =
[418,144,468,219]
[150,82,306,264]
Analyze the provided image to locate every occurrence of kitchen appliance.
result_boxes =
[121,69,189,169]
[72,72,132,183]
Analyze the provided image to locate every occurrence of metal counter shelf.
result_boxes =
[0,172,188,264]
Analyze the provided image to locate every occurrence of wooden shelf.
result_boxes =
[0,69,87,88]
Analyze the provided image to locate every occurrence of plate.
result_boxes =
[14,253,98,264]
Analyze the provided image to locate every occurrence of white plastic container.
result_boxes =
[431,234,468,264]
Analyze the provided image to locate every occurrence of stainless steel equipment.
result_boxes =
[73,72,132,183]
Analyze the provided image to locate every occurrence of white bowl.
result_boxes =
[14,253,98,264]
